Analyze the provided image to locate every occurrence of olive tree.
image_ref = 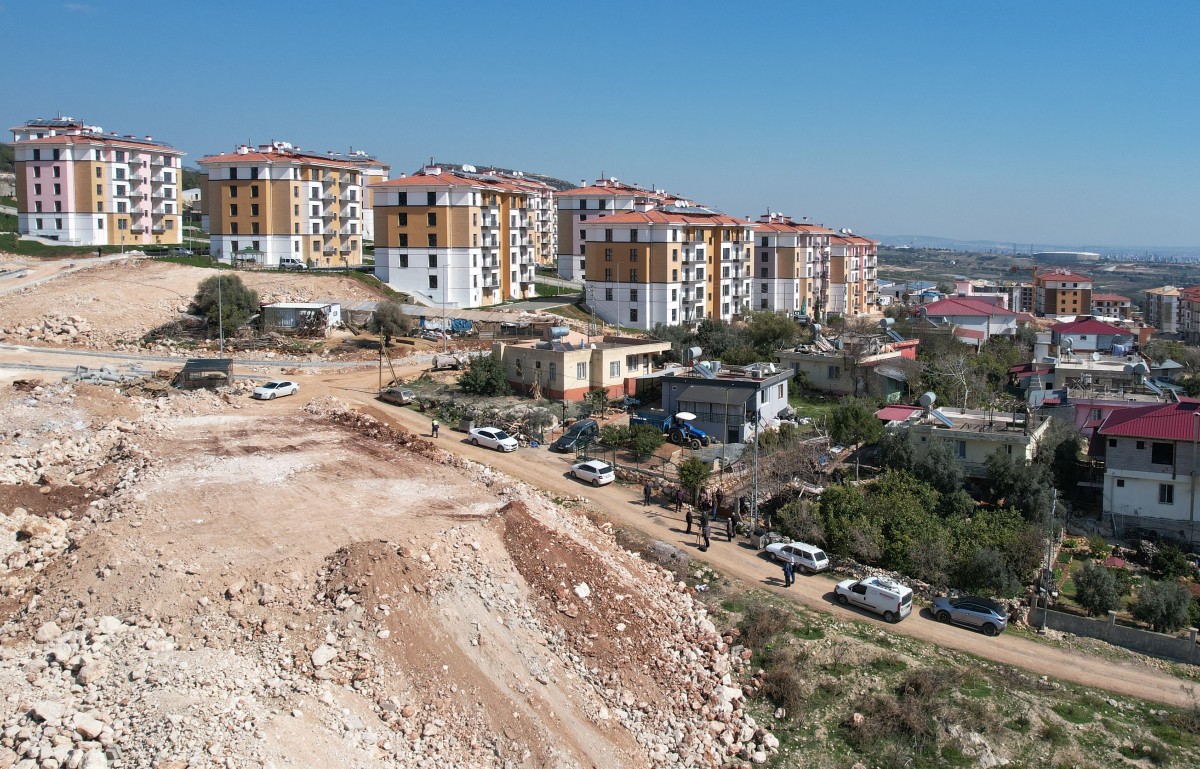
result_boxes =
[190,273,259,331]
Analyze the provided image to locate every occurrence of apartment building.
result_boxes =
[1033,267,1093,317]
[495,170,557,267]
[1181,286,1200,344]
[1098,399,1200,547]
[825,230,879,317]
[580,205,753,331]
[753,213,833,315]
[1144,286,1181,334]
[555,177,683,281]
[197,141,370,267]
[9,116,184,247]
[1091,293,1132,320]
[328,149,390,242]
[372,166,538,307]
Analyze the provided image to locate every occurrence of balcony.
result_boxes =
[151,189,168,200]
[151,157,166,167]
[151,225,165,234]
[129,225,145,234]
[321,209,337,219]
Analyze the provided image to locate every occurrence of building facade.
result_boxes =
[659,364,793,444]
[1098,399,1200,547]
[1033,268,1093,317]
[916,296,1019,346]
[580,206,753,331]
[372,166,538,307]
[555,178,681,281]
[1144,286,1181,335]
[198,141,372,267]
[825,231,879,317]
[1091,293,1132,320]
[9,116,184,247]
[492,331,670,401]
[752,213,833,316]
[1179,286,1200,344]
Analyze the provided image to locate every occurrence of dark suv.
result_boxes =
[551,419,599,452]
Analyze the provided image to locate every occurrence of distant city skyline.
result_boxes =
[5,1,1197,248]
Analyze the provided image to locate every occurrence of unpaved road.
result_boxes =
[2,347,1197,708]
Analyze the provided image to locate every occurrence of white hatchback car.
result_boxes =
[468,427,518,452]
[570,459,615,486]
[765,541,831,574]
[253,380,300,400]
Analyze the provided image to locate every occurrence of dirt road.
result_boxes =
[275,365,1200,709]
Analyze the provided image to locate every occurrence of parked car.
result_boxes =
[764,541,830,574]
[252,380,300,400]
[931,595,1008,636]
[168,247,194,256]
[279,256,307,270]
[379,387,415,405]
[835,576,913,623]
[551,418,599,452]
[468,427,518,452]
[570,459,615,486]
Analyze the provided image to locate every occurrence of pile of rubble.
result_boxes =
[0,315,96,346]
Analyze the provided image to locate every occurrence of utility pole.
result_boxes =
[217,272,224,357]
[1042,490,1057,630]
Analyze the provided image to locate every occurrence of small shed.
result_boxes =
[178,358,233,390]
[261,302,342,336]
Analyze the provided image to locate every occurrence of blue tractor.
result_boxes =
[630,409,712,450]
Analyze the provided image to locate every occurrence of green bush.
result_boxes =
[189,273,259,330]
[1073,560,1122,616]
[456,353,511,397]
[627,423,665,461]
[1133,580,1192,633]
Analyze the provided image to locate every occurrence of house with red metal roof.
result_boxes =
[1050,318,1131,355]
[1097,398,1200,546]
[913,296,1018,347]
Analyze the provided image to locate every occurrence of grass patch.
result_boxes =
[0,212,16,231]
[822,661,853,677]
[1051,701,1095,725]
[1040,721,1070,747]
[959,677,992,698]
[790,625,825,641]
[1057,551,1073,564]
[869,656,908,674]
[0,232,127,257]
[738,602,792,650]
[153,255,231,269]
[343,270,409,300]
[1006,715,1032,734]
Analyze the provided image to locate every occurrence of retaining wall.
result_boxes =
[1033,607,1200,665]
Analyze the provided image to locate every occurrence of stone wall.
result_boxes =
[1033,607,1200,665]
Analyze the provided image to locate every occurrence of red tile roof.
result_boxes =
[920,296,1017,317]
[1051,318,1125,335]
[754,220,837,235]
[1098,399,1200,441]
[875,405,922,422]
[1092,293,1130,302]
[198,149,359,169]
[582,209,751,226]
[371,171,497,188]
[1035,270,1093,283]
[955,328,986,340]
[12,133,183,153]
[558,182,669,198]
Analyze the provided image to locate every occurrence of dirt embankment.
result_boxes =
[0,381,776,769]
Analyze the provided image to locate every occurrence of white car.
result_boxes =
[765,541,831,574]
[468,427,518,452]
[570,459,615,486]
[253,380,299,400]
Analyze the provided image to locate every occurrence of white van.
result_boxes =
[280,256,307,270]
[765,541,831,574]
[834,576,913,623]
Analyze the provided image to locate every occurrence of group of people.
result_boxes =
[639,482,744,553]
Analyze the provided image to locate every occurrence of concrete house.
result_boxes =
[492,329,670,402]
[882,403,1053,479]
[659,363,793,444]
[914,296,1018,347]
[1050,318,1129,355]
[1097,399,1200,546]
[775,331,918,400]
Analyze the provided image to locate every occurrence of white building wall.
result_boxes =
[211,235,297,266]
[18,213,107,246]
[375,246,489,308]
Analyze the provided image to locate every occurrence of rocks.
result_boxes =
[76,660,108,686]
[30,702,65,723]
[572,582,591,600]
[72,715,104,741]
[33,622,61,644]
[311,644,338,668]
[80,748,107,769]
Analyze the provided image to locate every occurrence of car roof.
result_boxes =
[579,459,609,468]
[955,596,1004,612]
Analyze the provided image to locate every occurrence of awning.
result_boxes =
[875,405,921,422]
[678,385,752,405]
[876,364,908,382]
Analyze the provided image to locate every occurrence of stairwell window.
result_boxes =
[577,363,587,380]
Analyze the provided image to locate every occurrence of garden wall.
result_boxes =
[1033,607,1200,665]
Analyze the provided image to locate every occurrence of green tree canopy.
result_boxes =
[370,300,412,342]
[1132,580,1192,633]
[190,273,259,331]
[627,423,665,461]
[983,448,1054,522]
[1073,560,1123,617]
[457,353,511,397]
[829,399,885,480]
[918,439,965,496]
[677,457,712,504]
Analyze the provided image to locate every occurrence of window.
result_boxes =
[1116,479,1125,487]
[96,202,103,213]
[605,288,613,301]
[34,183,41,195]
[1159,484,1174,505]
[671,288,677,301]
[630,288,638,301]
[761,283,768,293]
[1136,441,1145,450]
[609,361,620,378]
[427,212,437,226]
[398,234,408,247]
[1151,442,1174,465]
[828,365,841,380]
[1089,408,1103,421]
[428,234,437,247]
[251,223,260,234]
[397,192,407,206]
[398,212,408,226]
[228,167,237,180]
[32,149,40,161]
[250,204,259,216]
[1108,438,1117,448]
[426,191,436,206]
[579,200,588,210]
[52,183,61,195]
[230,223,239,234]
[630,307,638,322]
[229,185,237,198]
[428,275,438,289]
[398,254,408,268]
[229,204,238,216]
[629,248,637,260]
[55,218,62,230]
[576,362,587,380]
[548,362,556,382]
[953,440,967,458]
[605,228,613,242]
[629,268,638,281]
[604,248,613,261]
[630,229,638,242]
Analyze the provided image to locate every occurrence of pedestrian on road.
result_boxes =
[643,482,652,507]
[701,520,711,551]
[674,488,684,513]
[431,419,439,438]
[782,559,794,587]
[726,513,734,542]
[685,507,694,535]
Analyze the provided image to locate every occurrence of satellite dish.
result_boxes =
[1092,352,1100,361]
[1132,362,1149,376]
[918,392,937,408]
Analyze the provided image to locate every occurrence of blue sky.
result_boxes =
[5,1,1198,248]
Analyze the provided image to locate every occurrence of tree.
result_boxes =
[917,439,965,496]
[744,310,800,358]
[877,429,917,472]
[1073,560,1122,617]
[190,273,259,331]
[775,499,826,545]
[983,448,1054,523]
[457,353,511,397]
[829,399,885,479]
[370,300,411,343]
[926,353,984,411]
[1132,580,1192,633]
[599,424,630,449]
[954,547,1021,597]
[627,423,665,461]
[1151,545,1191,580]
[677,457,712,504]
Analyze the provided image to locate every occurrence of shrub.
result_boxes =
[1086,533,1110,558]
[1151,546,1191,580]
[677,457,712,504]
[1073,560,1122,616]
[369,300,411,342]
[1132,580,1192,633]
[738,603,791,650]
[627,423,665,461]
[189,273,258,330]
[457,353,511,397]
[759,663,806,715]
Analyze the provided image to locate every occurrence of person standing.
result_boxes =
[726,513,734,542]
[685,506,694,535]
[431,419,439,438]
[701,519,711,551]
[782,559,794,588]
[674,488,684,514]
[643,482,652,507]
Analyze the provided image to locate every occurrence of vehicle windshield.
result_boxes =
[493,431,511,440]
[593,464,612,474]
[263,383,279,388]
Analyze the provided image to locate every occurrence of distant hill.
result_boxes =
[181,166,204,190]
[0,143,13,174]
